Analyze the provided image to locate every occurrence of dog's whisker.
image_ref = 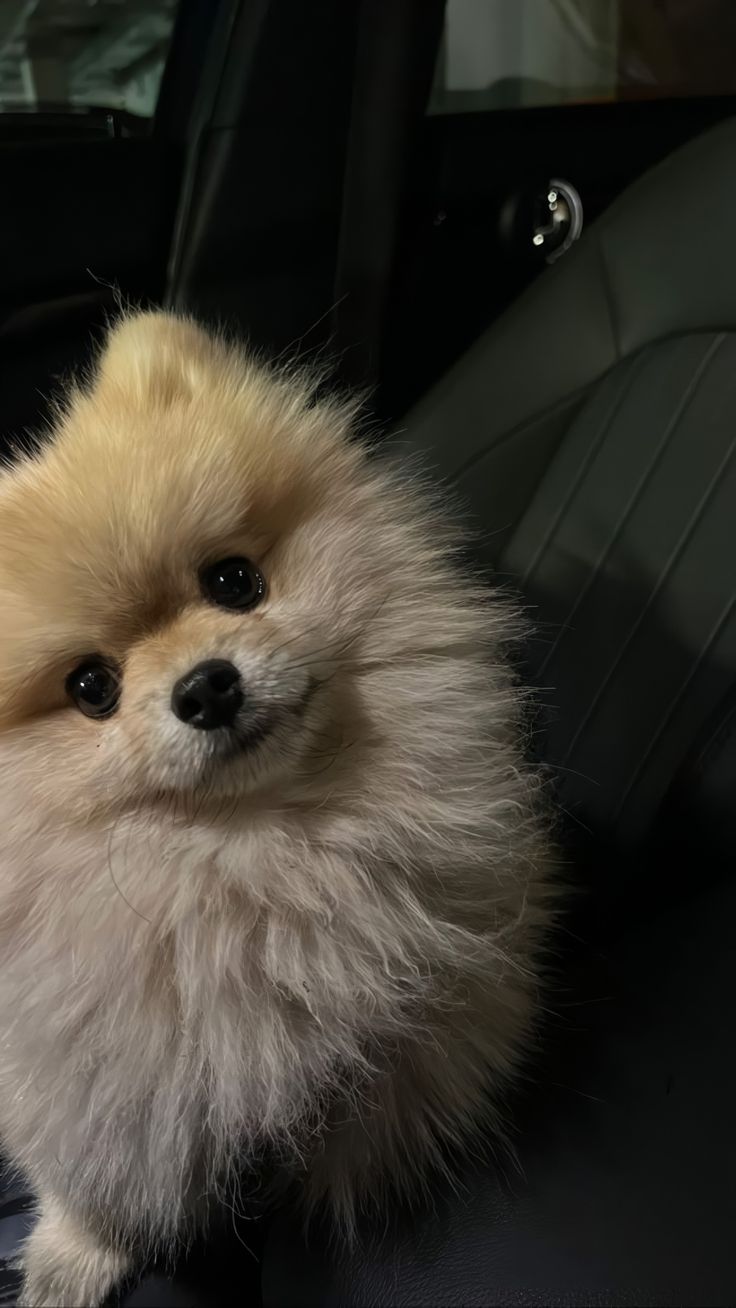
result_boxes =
[105,816,153,924]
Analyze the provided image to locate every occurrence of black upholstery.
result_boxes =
[505,331,736,851]
[3,120,736,1306]
[395,117,736,861]
[400,115,736,561]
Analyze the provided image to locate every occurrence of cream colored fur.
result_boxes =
[0,313,553,1306]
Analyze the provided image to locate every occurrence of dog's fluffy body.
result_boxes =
[0,314,552,1306]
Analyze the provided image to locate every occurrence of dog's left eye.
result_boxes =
[66,659,121,719]
[201,557,266,611]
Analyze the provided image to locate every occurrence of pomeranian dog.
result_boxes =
[0,312,552,1306]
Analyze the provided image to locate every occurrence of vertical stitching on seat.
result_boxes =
[597,231,620,363]
[612,592,736,827]
[520,349,650,589]
[562,430,736,768]
[536,332,726,679]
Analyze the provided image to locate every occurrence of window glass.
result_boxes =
[0,0,178,119]
[429,0,736,114]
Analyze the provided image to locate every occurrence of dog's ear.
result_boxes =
[94,312,225,406]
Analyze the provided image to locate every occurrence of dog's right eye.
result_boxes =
[200,557,266,611]
[66,659,121,719]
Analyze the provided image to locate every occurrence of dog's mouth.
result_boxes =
[217,716,275,760]
[212,677,320,762]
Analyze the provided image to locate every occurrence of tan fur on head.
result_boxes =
[0,312,553,1306]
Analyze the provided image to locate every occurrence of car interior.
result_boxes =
[0,2,734,1305]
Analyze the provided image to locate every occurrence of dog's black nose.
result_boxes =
[171,659,243,730]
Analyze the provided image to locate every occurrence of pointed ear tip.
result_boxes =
[102,309,203,356]
[96,311,215,390]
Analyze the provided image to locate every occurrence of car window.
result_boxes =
[429,0,736,114]
[0,0,179,120]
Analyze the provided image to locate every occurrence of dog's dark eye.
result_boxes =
[66,659,121,719]
[201,557,265,611]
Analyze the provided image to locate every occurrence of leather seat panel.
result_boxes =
[502,331,736,844]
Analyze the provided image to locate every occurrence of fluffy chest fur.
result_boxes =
[0,671,543,1240]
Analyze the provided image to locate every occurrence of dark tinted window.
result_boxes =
[429,0,736,115]
[0,0,178,119]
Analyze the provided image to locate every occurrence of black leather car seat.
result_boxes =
[262,117,736,1307]
[400,115,736,861]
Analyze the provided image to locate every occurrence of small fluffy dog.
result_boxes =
[0,313,552,1306]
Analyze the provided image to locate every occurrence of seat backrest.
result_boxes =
[399,118,736,863]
